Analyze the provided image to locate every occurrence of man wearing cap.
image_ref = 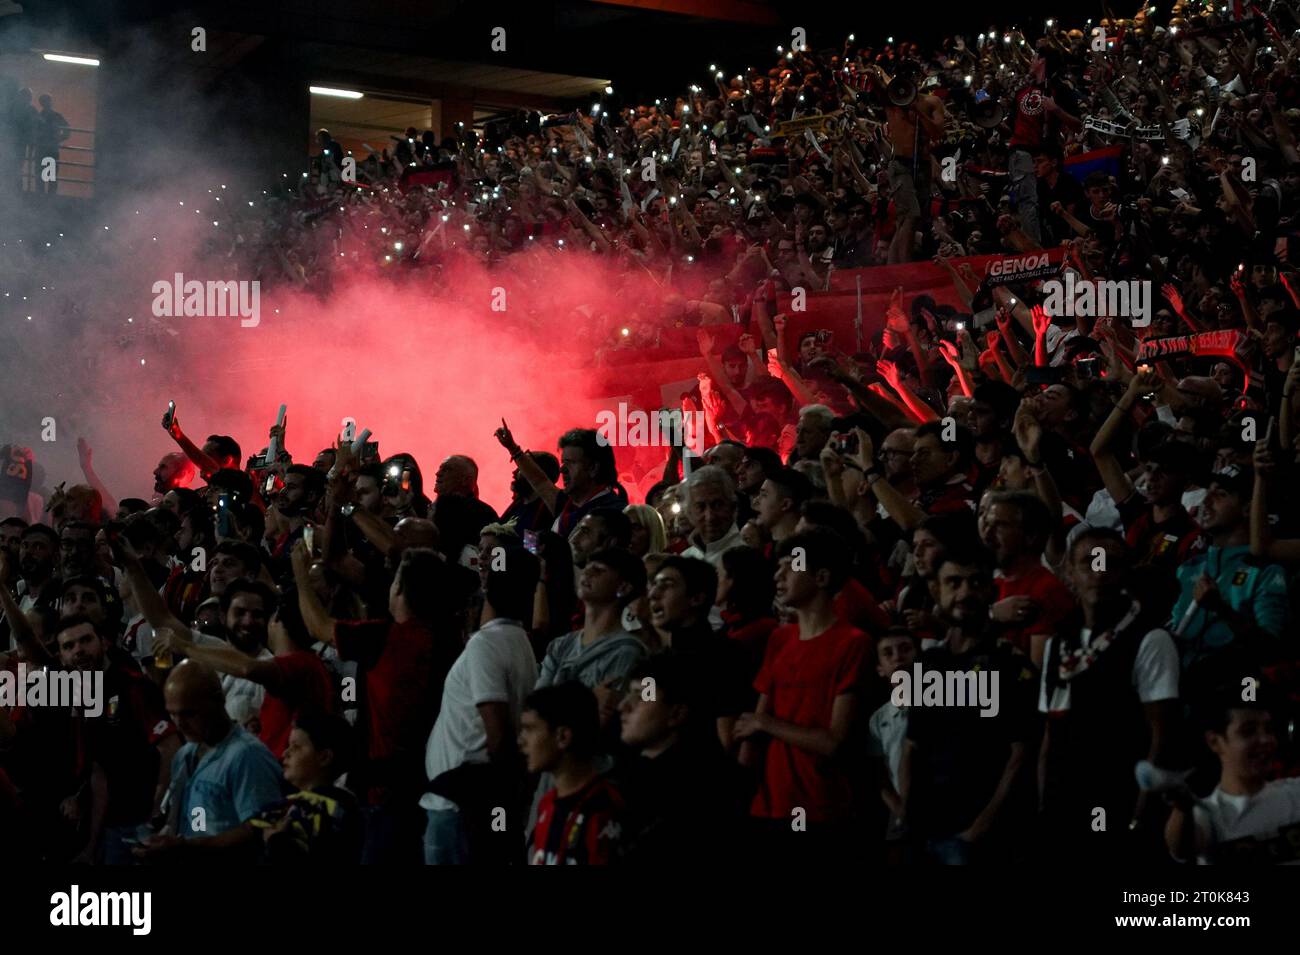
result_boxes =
[1168,466,1288,694]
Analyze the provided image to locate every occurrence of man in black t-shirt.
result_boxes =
[898,550,1037,864]
[1034,145,1086,246]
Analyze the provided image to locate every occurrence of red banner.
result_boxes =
[592,247,1067,409]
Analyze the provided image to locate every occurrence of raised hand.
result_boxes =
[1031,304,1052,338]
[937,339,961,367]
[850,427,873,470]
[697,328,716,357]
[876,358,901,385]
[885,286,909,331]
[76,436,92,470]
[494,418,520,454]
[819,440,846,479]
[1161,282,1184,313]
[1230,266,1247,300]
[1013,402,1043,462]
[1254,439,1276,475]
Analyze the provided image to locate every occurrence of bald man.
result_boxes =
[433,454,498,540]
[152,452,195,499]
[134,662,283,859]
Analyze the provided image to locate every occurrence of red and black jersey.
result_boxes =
[918,475,977,517]
[1008,81,1080,152]
[529,776,625,865]
[77,663,175,826]
[1116,495,1202,574]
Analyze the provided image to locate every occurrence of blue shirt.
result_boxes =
[170,724,284,838]
[1169,545,1288,670]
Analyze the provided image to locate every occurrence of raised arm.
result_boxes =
[1088,371,1156,506]
[115,540,190,639]
[75,438,118,518]
[164,411,223,479]
[291,540,338,646]
[154,627,282,684]
[495,419,559,513]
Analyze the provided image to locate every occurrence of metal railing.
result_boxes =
[18,124,95,194]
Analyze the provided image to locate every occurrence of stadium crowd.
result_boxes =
[5,2,1300,864]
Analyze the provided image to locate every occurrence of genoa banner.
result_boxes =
[594,247,1067,409]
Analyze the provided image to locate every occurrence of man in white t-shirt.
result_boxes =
[1039,528,1179,860]
[421,548,541,865]
[1166,697,1300,865]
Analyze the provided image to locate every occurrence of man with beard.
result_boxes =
[500,451,560,534]
[55,613,180,864]
[152,452,196,503]
[268,465,326,563]
[3,524,60,650]
[154,602,334,760]
[119,536,275,726]
[897,548,1037,864]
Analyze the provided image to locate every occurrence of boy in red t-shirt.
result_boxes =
[736,530,871,861]
[520,682,624,865]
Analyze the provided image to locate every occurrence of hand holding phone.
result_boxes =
[161,400,177,433]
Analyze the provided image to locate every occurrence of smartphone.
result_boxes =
[162,400,176,431]
[247,450,270,471]
[1075,357,1102,380]
[303,525,316,555]
[400,468,412,493]
[263,473,276,495]
[834,433,859,456]
[215,494,234,538]
[523,529,539,555]
[360,441,380,465]
[1293,344,1300,364]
